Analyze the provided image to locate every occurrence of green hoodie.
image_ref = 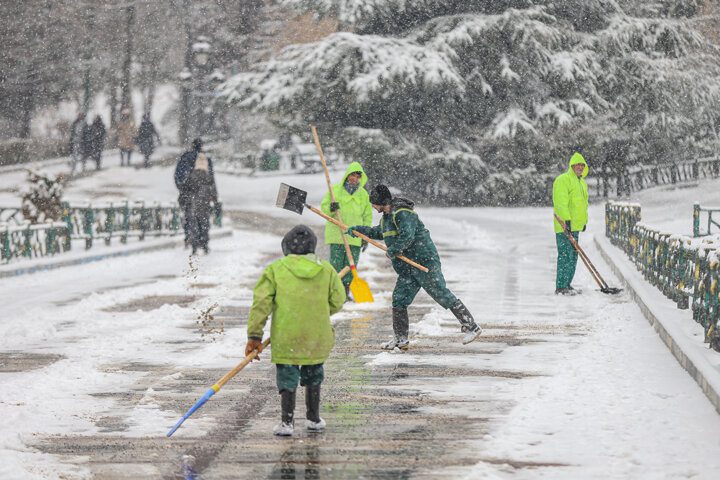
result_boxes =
[320,162,373,247]
[247,253,346,365]
[552,152,589,233]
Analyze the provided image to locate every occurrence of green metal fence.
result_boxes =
[0,200,223,262]
[0,221,71,262]
[606,201,720,351]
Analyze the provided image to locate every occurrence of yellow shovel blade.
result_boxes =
[349,272,374,303]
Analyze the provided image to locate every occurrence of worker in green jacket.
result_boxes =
[346,185,482,350]
[245,225,346,436]
[320,161,373,300]
[552,151,589,296]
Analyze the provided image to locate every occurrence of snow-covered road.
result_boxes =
[1,161,719,479]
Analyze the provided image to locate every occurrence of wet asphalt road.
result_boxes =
[12,209,589,479]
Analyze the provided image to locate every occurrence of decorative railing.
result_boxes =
[606,201,720,351]
[693,203,720,237]
[0,221,71,262]
[0,200,223,263]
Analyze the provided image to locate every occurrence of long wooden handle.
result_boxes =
[311,125,357,270]
[306,204,429,273]
[553,213,607,289]
[215,337,271,390]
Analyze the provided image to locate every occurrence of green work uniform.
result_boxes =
[350,198,458,309]
[320,162,373,287]
[552,152,589,289]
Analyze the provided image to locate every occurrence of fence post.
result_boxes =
[121,200,129,244]
[0,224,9,261]
[83,206,94,249]
[693,202,700,237]
[46,221,57,255]
[105,202,115,246]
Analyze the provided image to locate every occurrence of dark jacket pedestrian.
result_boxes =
[174,138,216,246]
[88,116,106,170]
[347,185,482,349]
[135,114,160,167]
[185,152,218,254]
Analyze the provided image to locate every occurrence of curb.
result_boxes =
[594,235,720,415]
[0,228,233,279]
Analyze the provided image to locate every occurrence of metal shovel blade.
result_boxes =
[601,287,623,295]
[276,183,307,215]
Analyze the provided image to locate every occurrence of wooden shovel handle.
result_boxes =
[306,204,429,273]
[215,337,271,390]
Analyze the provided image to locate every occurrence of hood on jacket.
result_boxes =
[280,253,324,279]
[342,161,368,188]
[567,152,589,178]
[392,197,415,210]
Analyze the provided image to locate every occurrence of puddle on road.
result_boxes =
[0,352,64,372]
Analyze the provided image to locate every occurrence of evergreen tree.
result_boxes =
[223,0,720,205]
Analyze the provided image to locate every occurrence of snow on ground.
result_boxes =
[2,157,720,478]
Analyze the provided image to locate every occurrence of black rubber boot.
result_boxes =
[382,308,409,350]
[305,385,321,423]
[273,389,296,436]
[450,300,482,344]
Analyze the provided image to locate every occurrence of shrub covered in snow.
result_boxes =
[20,170,64,224]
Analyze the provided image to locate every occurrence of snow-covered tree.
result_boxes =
[223,0,720,205]
[20,170,64,224]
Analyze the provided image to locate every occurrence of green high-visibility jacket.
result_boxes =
[352,198,441,275]
[320,162,373,247]
[247,253,346,365]
[553,152,589,233]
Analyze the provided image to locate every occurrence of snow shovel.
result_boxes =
[166,337,270,437]
[553,213,622,295]
[311,125,373,303]
[276,183,429,273]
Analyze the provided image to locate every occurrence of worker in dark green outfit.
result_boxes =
[552,151,589,296]
[320,161,373,300]
[346,185,482,350]
[245,225,346,436]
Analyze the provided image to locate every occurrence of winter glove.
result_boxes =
[345,227,358,238]
[245,337,264,361]
[330,202,340,213]
[361,240,368,252]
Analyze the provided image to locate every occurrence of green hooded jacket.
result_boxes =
[352,198,440,275]
[247,253,346,365]
[320,162,373,247]
[553,152,589,233]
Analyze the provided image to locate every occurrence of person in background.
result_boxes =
[68,112,86,175]
[320,162,373,300]
[88,115,106,171]
[245,225,346,436]
[135,113,161,168]
[117,108,136,167]
[184,151,217,255]
[552,151,589,296]
[174,138,215,248]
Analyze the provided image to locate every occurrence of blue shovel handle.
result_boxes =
[166,387,216,437]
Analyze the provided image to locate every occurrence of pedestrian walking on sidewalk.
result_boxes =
[135,113,160,168]
[320,161,373,301]
[117,109,136,167]
[346,185,482,350]
[174,138,215,247]
[184,152,217,255]
[68,112,86,175]
[244,225,346,436]
[88,115,106,171]
[552,151,589,296]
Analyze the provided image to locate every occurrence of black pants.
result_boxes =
[189,202,211,250]
[178,194,192,243]
[120,149,132,166]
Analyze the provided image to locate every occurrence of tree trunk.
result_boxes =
[120,5,135,111]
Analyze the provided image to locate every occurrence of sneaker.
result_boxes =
[306,418,326,432]
[555,288,577,296]
[273,422,294,436]
[381,337,409,351]
[462,325,482,345]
